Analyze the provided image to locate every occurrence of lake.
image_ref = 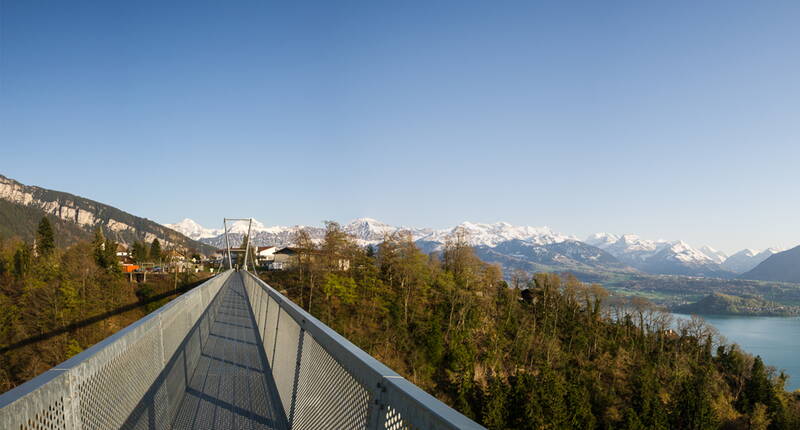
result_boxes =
[674,313,800,391]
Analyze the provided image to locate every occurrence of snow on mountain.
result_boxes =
[664,241,715,264]
[343,218,433,245]
[421,221,575,247]
[167,217,755,279]
[740,245,800,282]
[585,232,736,277]
[722,248,782,274]
[584,233,621,248]
[636,241,735,277]
[164,218,576,250]
[699,246,728,264]
[164,218,223,241]
[225,219,257,234]
[587,234,671,264]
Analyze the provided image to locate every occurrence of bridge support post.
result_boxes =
[287,326,305,427]
[366,381,386,430]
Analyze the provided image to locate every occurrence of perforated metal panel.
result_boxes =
[383,405,411,430]
[292,332,372,430]
[1,270,483,430]
[0,271,236,430]
[18,396,67,430]
[271,310,301,421]
[161,299,191,362]
[241,272,485,430]
[263,297,280,366]
[259,288,269,337]
[77,322,163,429]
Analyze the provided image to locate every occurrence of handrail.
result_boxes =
[241,270,485,430]
[0,270,233,429]
[0,269,485,430]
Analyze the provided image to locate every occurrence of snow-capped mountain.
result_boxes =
[164,218,223,241]
[343,218,433,245]
[584,232,621,248]
[639,241,733,277]
[585,234,671,264]
[475,239,634,283]
[722,248,782,274]
[165,217,630,281]
[740,245,800,283]
[585,234,734,277]
[699,246,728,264]
[420,222,575,248]
[165,218,578,251]
[166,217,765,280]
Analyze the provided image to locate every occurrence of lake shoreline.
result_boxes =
[673,313,800,391]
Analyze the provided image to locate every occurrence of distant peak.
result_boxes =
[349,217,385,225]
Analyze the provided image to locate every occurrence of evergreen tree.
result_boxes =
[741,357,773,413]
[632,366,669,429]
[131,241,148,263]
[150,239,162,262]
[92,227,106,266]
[103,238,119,272]
[672,367,719,430]
[565,374,596,429]
[481,377,508,429]
[36,217,55,257]
[91,227,119,270]
[13,245,31,278]
[741,356,788,429]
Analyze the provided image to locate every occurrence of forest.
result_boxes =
[0,217,203,391]
[260,221,800,430]
[2,217,800,429]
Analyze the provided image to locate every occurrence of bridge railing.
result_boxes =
[0,270,233,430]
[241,271,485,430]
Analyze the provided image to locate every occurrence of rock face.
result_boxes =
[0,174,212,253]
[0,176,98,227]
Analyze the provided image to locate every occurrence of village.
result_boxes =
[114,243,347,281]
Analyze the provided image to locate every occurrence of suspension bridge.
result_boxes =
[0,219,484,429]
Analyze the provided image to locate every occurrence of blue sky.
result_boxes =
[1,1,799,253]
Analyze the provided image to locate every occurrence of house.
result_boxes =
[116,243,130,258]
[272,247,299,269]
[257,246,277,261]
[164,249,186,262]
[269,247,350,271]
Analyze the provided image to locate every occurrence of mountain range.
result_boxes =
[583,233,776,278]
[165,217,787,280]
[1,173,792,283]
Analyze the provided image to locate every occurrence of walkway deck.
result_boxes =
[172,275,287,429]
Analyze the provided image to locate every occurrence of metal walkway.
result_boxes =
[0,269,485,429]
[173,275,287,429]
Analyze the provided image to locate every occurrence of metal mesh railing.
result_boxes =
[0,271,232,430]
[240,271,485,430]
[1,270,484,429]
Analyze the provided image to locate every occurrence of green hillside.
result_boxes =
[673,292,800,316]
[0,174,213,254]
